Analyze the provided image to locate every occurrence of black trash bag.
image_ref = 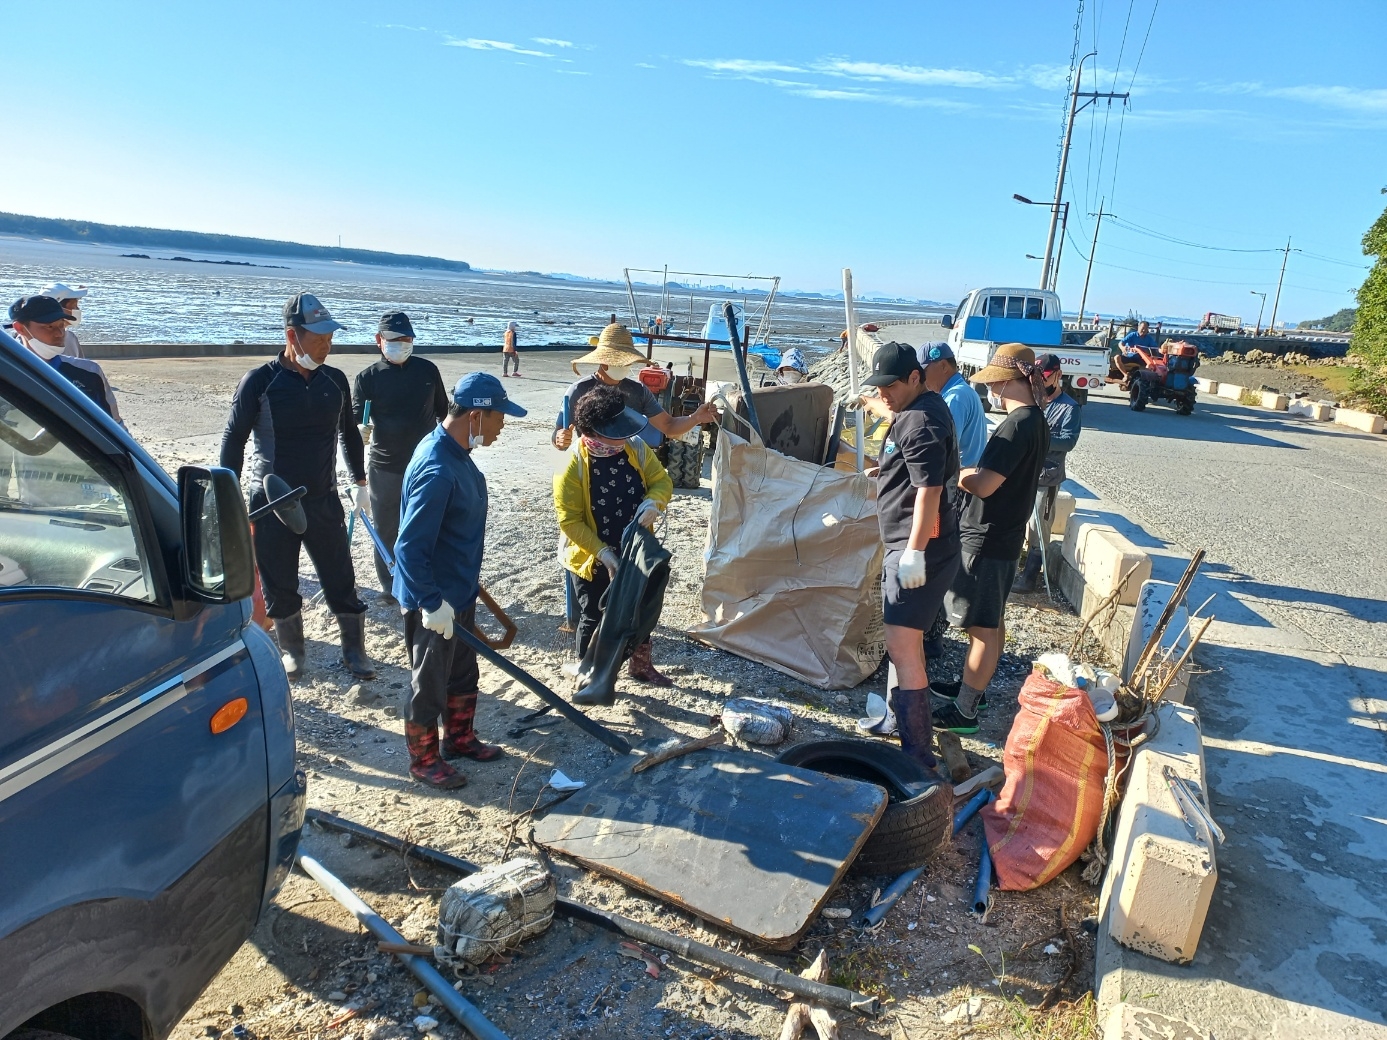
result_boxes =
[574,523,672,706]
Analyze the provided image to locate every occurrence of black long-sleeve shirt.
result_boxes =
[352,356,449,474]
[219,355,365,497]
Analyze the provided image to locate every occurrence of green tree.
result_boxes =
[1350,190,1387,410]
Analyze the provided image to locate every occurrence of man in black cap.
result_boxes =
[860,341,962,770]
[220,292,376,682]
[352,311,448,603]
[9,296,122,422]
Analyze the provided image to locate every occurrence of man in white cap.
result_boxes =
[220,292,376,683]
[552,323,716,450]
[40,283,88,358]
[502,320,521,377]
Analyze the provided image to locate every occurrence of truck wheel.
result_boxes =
[776,738,953,875]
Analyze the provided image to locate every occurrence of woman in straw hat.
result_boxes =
[552,323,717,452]
[931,343,1051,736]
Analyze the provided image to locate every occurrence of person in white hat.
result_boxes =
[552,323,716,451]
[40,283,88,358]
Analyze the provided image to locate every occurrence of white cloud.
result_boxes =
[635,62,657,69]
[1264,84,1387,113]
[815,59,1007,89]
[682,58,805,75]
[445,38,553,58]
[533,37,574,48]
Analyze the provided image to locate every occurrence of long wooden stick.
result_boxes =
[1151,615,1214,704]
[631,729,726,774]
[1131,550,1205,685]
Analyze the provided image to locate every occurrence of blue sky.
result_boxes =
[6,0,1384,322]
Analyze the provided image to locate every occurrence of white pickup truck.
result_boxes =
[860,287,1109,403]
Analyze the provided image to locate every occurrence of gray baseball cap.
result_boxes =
[283,292,344,334]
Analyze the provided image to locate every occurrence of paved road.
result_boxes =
[1067,387,1387,1037]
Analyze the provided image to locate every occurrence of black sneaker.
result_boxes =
[932,701,980,735]
[930,678,988,710]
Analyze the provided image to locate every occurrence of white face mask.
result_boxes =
[600,365,630,383]
[382,340,412,364]
[66,306,82,327]
[987,388,1004,410]
[778,369,805,384]
[468,415,485,451]
[290,335,320,371]
[24,333,64,360]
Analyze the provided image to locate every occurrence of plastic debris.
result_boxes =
[940,995,987,1024]
[436,857,556,967]
[820,906,852,919]
[720,697,793,744]
[548,769,585,792]
[413,1017,439,1032]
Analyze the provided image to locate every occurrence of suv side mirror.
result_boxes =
[940,314,954,330]
[178,465,255,603]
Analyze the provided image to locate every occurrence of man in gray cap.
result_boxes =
[352,311,449,602]
[220,292,376,682]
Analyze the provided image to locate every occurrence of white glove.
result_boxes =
[598,548,620,578]
[421,599,455,640]
[635,499,661,529]
[351,483,371,518]
[357,423,372,446]
[897,548,927,590]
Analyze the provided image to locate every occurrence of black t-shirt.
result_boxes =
[960,405,1050,559]
[561,376,664,429]
[875,391,960,554]
[352,356,449,474]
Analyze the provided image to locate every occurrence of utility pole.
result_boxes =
[1268,237,1297,335]
[1040,52,1129,292]
[1049,203,1070,292]
[1079,199,1105,321]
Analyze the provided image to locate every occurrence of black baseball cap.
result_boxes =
[1035,353,1063,377]
[862,341,923,387]
[378,311,415,340]
[283,292,343,334]
[9,296,70,325]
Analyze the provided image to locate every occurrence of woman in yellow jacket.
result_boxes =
[554,384,674,688]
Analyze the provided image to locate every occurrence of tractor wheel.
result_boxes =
[1129,383,1148,412]
[665,435,704,489]
[1177,395,1195,416]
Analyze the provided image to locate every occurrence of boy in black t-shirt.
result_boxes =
[862,342,962,769]
[934,343,1050,733]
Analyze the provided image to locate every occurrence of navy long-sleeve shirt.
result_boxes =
[393,426,487,613]
[219,355,365,497]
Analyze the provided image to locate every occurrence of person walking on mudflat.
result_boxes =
[502,320,521,377]
[393,373,526,788]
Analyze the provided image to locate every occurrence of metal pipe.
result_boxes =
[297,854,510,1040]
[842,268,864,473]
[305,811,881,1017]
[722,302,761,437]
[453,627,633,756]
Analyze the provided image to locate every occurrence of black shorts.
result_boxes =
[883,547,961,630]
[945,552,1015,630]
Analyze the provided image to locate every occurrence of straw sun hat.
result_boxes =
[572,323,646,374]
[970,342,1037,384]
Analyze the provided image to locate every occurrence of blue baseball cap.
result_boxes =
[452,372,528,417]
[919,341,955,366]
[283,292,344,334]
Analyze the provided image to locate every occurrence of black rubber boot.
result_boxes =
[1012,549,1043,593]
[335,612,377,680]
[274,611,306,682]
[893,686,937,770]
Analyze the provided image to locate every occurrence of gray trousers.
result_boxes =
[404,602,478,725]
[367,465,405,594]
[1024,484,1060,558]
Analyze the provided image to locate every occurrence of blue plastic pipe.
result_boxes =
[972,836,994,914]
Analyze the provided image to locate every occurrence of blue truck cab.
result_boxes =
[0,330,304,1039]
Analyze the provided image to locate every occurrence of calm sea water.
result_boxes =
[0,235,942,359]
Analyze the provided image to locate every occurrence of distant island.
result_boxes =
[122,252,288,269]
[0,212,470,273]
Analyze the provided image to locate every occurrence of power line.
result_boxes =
[1104,216,1281,253]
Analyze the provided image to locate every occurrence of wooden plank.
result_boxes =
[534,748,886,948]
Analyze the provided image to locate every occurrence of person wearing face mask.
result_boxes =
[932,343,1050,735]
[552,324,717,451]
[352,311,448,603]
[220,292,375,683]
[1013,354,1082,593]
[392,373,527,788]
[39,282,88,358]
[554,384,674,692]
[9,295,121,421]
[774,348,810,385]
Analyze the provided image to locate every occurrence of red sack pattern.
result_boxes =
[980,669,1107,891]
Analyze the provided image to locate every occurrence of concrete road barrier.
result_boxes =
[1124,580,1193,704]
[1061,520,1151,607]
[1215,382,1245,401]
[1099,702,1216,967]
[1102,1003,1210,1040]
[1052,490,1076,540]
[1197,379,1218,395]
[1287,399,1333,421]
[1259,390,1289,411]
[1333,407,1385,434]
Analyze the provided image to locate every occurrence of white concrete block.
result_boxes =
[1259,391,1289,411]
[1052,490,1076,540]
[1100,703,1216,965]
[1334,407,1385,434]
[1287,399,1332,421]
[1123,580,1193,704]
[1061,520,1151,607]
[1197,379,1218,395]
[1103,1004,1210,1040]
[1215,383,1245,401]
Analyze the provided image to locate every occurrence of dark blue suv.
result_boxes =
[0,331,304,1039]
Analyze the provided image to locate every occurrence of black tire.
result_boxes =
[776,738,953,875]
[666,436,703,489]
[1129,383,1148,412]
[1177,395,1195,416]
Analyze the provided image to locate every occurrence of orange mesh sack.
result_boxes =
[980,669,1107,891]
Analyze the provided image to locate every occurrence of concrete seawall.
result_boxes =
[80,342,588,360]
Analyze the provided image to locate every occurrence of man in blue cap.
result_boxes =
[220,292,375,682]
[393,372,526,788]
[352,310,448,603]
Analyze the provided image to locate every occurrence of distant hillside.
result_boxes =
[1298,307,1356,332]
[0,212,470,273]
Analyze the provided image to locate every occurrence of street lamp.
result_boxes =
[1250,291,1267,336]
[1013,196,1069,291]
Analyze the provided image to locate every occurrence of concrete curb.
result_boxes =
[1199,380,1385,434]
[81,342,588,360]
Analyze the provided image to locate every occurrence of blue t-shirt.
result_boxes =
[1121,331,1159,354]
[939,371,987,468]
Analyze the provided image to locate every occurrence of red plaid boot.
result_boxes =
[626,641,673,687]
[405,721,467,789]
[441,691,504,762]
